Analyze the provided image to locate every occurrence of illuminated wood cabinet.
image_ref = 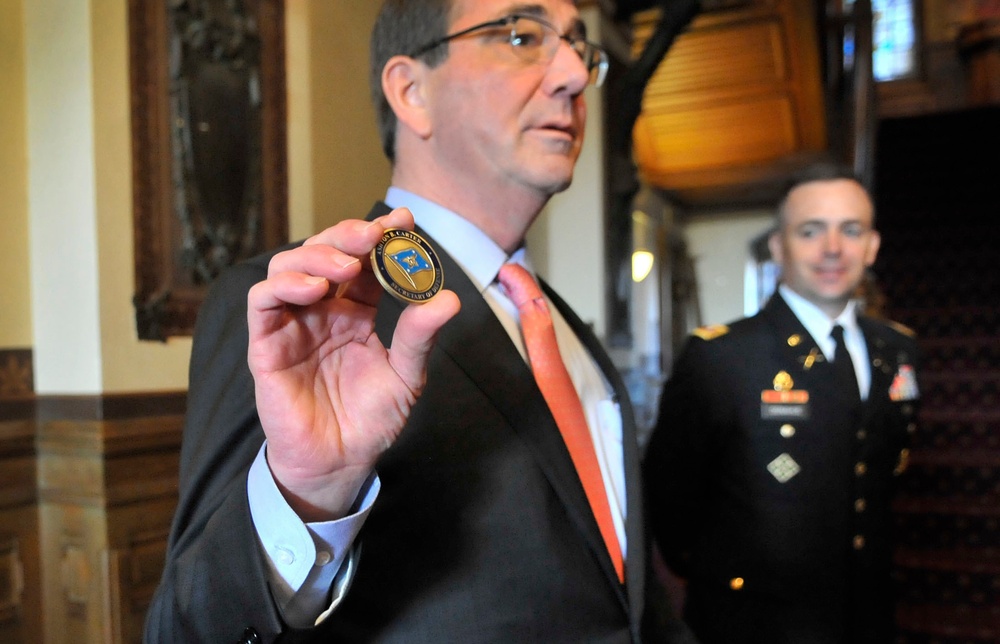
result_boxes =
[632,0,828,206]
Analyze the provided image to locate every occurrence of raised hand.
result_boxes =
[247,208,461,521]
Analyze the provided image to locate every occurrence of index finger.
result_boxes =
[303,207,416,252]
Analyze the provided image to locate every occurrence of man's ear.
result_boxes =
[864,230,882,267]
[381,55,432,141]
[767,230,783,265]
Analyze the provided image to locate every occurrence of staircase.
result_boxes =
[870,106,1000,642]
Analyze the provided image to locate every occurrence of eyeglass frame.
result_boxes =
[408,13,609,88]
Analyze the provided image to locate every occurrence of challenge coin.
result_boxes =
[370,228,444,304]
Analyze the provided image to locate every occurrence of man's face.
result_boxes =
[422,0,591,199]
[768,178,881,318]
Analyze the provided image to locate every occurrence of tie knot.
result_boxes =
[498,263,544,310]
[830,324,846,346]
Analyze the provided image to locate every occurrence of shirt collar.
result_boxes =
[385,187,515,293]
[778,284,860,346]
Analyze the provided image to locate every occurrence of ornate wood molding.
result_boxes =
[0,350,33,400]
[129,0,288,341]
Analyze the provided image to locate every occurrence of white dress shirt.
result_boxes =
[779,284,871,399]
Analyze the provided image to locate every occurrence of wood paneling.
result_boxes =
[958,19,1000,106]
[632,0,827,206]
[33,393,184,644]
[0,418,41,644]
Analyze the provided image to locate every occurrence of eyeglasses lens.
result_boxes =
[507,17,607,87]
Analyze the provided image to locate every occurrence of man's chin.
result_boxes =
[528,167,575,196]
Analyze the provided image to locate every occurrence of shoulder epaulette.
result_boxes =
[692,324,730,341]
[886,320,917,338]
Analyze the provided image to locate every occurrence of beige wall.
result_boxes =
[287,1,389,239]
[0,0,32,348]
[92,0,194,392]
[685,211,774,327]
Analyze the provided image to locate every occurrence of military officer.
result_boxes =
[644,162,919,643]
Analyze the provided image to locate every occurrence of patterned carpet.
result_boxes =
[871,105,1000,643]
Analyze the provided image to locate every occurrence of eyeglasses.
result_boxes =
[410,14,609,88]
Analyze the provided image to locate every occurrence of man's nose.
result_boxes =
[823,231,843,255]
[545,39,590,95]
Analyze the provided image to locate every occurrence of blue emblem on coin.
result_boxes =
[371,229,444,304]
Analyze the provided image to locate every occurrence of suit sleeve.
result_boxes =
[144,260,289,643]
[643,336,724,579]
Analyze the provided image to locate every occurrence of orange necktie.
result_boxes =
[498,263,624,583]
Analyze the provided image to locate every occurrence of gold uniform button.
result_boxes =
[729,577,745,591]
[855,498,866,512]
[853,535,866,549]
[855,462,867,476]
[907,423,917,434]
[780,424,796,438]
[856,429,867,441]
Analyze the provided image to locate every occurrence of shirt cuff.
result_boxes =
[247,442,379,624]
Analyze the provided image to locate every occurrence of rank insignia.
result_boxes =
[800,347,823,370]
[693,324,729,341]
[767,453,800,483]
[889,364,920,401]
[888,320,918,338]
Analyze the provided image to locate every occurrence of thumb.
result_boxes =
[388,290,461,393]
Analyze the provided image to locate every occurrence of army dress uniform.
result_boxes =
[644,291,919,644]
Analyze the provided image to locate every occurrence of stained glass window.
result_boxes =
[844,0,917,81]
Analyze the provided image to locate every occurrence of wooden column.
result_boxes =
[35,394,183,644]
[958,19,1000,105]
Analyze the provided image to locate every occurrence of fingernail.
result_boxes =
[338,257,361,269]
[304,275,327,285]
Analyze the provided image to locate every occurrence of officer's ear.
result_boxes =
[767,229,784,265]
[863,230,881,267]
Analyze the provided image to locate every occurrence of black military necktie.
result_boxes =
[830,324,860,402]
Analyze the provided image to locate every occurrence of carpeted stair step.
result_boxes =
[895,603,1000,642]
[894,547,1000,608]
[897,450,1000,504]
[913,405,1000,451]
[895,501,1000,551]
[917,374,1000,411]
[889,306,1000,341]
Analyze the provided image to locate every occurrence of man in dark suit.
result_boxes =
[144,0,690,642]
[643,163,920,643]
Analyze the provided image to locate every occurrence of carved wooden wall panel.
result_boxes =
[35,395,183,644]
